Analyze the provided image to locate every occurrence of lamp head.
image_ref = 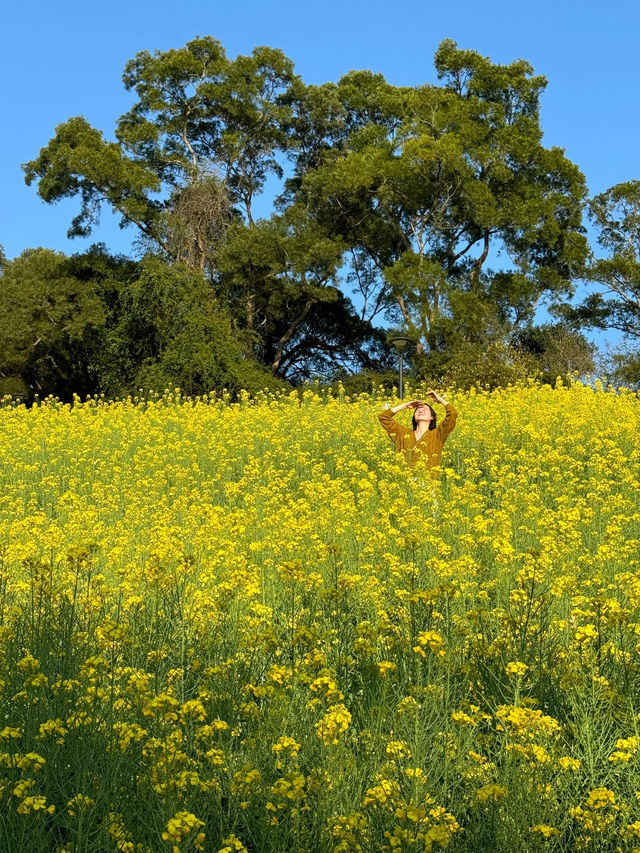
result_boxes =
[389,334,413,352]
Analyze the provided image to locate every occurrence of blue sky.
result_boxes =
[3,0,639,359]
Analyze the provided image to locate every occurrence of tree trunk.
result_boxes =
[470,231,491,289]
[395,294,423,356]
[271,298,314,374]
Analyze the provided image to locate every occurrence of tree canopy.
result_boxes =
[11,35,636,398]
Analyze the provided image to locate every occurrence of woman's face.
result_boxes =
[414,404,433,423]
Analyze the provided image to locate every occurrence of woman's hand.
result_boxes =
[426,391,447,406]
[404,399,425,409]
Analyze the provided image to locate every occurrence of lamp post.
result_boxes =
[389,335,413,400]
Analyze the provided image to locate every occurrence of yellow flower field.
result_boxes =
[1,379,639,852]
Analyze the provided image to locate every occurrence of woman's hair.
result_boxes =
[413,404,437,431]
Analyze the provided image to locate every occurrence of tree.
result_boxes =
[288,40,589,364]
[431,339,542,391]
[262,291,395,383]
[215,208,343,367]
[164,175,233,272]
[22,35,593,389]
[0,247,280,401]
[511,322,595,384]
[596,340,640,387]
[0,246,125,400]
[105,256,283,398]
[23,37,297,272]
[550,181,640,380]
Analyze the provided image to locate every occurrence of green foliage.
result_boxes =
[118,38,295,218]
[215,212,345,361]
[109,256,284,398]
[607,350,640,386]
[597,339,640,387]
[0,246,121,400]
[417,339,542,391]
[303,368,400,398]
[215,212,391,380]
[511,322,596,386]
[553,181,640,342]
[548,180,640,383]
[23,36,297,257]
[18,34,610,394]
[291,39,588,360]
[0,247,283,402]
[23,117,162,240]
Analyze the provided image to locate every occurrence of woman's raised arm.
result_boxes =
[377,400,422,440]
[438,403,458,440]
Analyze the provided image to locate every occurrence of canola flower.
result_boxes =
[0,378,639,851]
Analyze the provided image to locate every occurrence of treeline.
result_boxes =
[2,37,639,401]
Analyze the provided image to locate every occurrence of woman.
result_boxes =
[377,391,458,471]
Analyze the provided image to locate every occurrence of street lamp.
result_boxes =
[389,334,413,400]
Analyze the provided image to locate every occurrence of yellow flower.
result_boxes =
[475,784,507,803]
[272,736,301,758]
[67,793,95,817]
[2,379,640,850]
[531,824,559,837]
[585,787,617,810]
[217,833,248,853]
[363,778,400,808]
[315,704,352,745]
[179,699,207,723]
[413,630,445,658]
[559,756,581,771]
[17,796,55,815]
[451,710,474,726]
[575,624,598,643]
[161,811,205,846]
[385,740,412,760]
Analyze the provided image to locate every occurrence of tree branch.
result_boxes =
[271,297,315,374]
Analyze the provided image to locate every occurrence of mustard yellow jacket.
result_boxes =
[377,404,458,469]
